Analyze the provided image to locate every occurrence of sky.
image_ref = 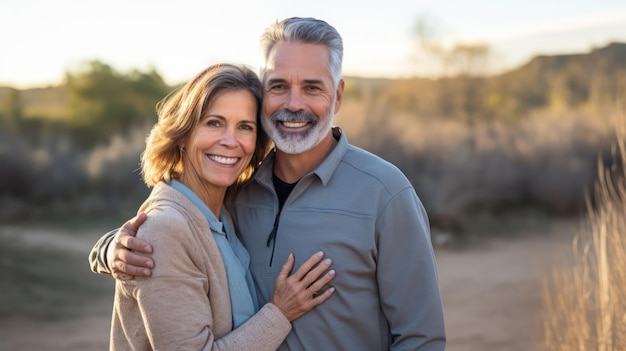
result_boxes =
[2,0,626,88]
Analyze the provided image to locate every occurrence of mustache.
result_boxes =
[270,110,317,124]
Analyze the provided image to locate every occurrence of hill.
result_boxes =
[0,85,67,119]
[506,42,626,78]
[2,42,625,122]
[373,41,626,121]
[491,42,626,112]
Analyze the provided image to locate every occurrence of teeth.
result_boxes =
[209,155,238,165]
[282,121,308,128]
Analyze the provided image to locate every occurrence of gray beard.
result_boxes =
[262,106,334,154]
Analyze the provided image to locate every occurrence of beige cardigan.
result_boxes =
[110,182,291,350]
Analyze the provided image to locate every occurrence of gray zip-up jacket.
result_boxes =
[227,127,446,350]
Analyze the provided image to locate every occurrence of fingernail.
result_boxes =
[328,287,335,293]
[328,269,336,276]
[315,251,323,257]
[289,253,294,259]
[323,258,332,265]
[146,261,154,268]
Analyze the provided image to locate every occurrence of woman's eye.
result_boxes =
[240,124,255,131]
[207,120,221,127]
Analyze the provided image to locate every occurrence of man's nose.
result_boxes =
[285,90,305,111]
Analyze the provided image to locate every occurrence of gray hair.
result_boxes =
[259,17,343,88]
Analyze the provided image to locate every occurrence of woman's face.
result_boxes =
[182,89,258,189]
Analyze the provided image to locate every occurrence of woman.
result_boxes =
[110,63,335,350]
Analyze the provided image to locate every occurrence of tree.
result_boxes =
[411,14,492,78]
[64,61,169,145]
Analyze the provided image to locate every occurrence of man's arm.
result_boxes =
[88,229,118,274]
[378,188,446,350]
[87,213,155,280]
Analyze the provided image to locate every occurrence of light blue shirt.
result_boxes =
[171,180,258,329]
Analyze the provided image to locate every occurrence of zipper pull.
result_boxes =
[266,212,280,266]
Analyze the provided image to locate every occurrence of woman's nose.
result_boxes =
[220,128,237,147]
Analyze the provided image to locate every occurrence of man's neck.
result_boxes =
[273,131,337,184]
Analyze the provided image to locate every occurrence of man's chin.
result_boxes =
[272,137,307,154]
[274,141,309,154]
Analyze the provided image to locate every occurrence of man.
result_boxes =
[90,17,446,350]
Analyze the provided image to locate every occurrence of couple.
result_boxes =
[89,17,446,350]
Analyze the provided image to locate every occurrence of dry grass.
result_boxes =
[539,121,626,350]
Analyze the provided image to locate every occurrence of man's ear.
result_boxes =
[334,79,345,114]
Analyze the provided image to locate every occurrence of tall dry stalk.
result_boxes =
[539,123,626,350]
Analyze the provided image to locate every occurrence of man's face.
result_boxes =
[261,42,342,154]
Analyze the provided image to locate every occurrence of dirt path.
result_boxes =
[0,225,100,254]
[437,218,578,351]
[0,218,579,350]
[0,225,113,351]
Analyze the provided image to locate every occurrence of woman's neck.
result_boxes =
[178,175,225,218]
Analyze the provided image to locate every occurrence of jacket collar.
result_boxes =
[253,126,348,188]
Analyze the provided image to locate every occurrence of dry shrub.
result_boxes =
[0,124,150,220]
[338,103,618,229]
[539,120,626,350]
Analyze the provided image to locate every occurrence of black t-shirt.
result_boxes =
[266,174,299,265]
[273,173,298,210]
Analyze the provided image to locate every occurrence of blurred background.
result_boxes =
[1,1,626,350]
